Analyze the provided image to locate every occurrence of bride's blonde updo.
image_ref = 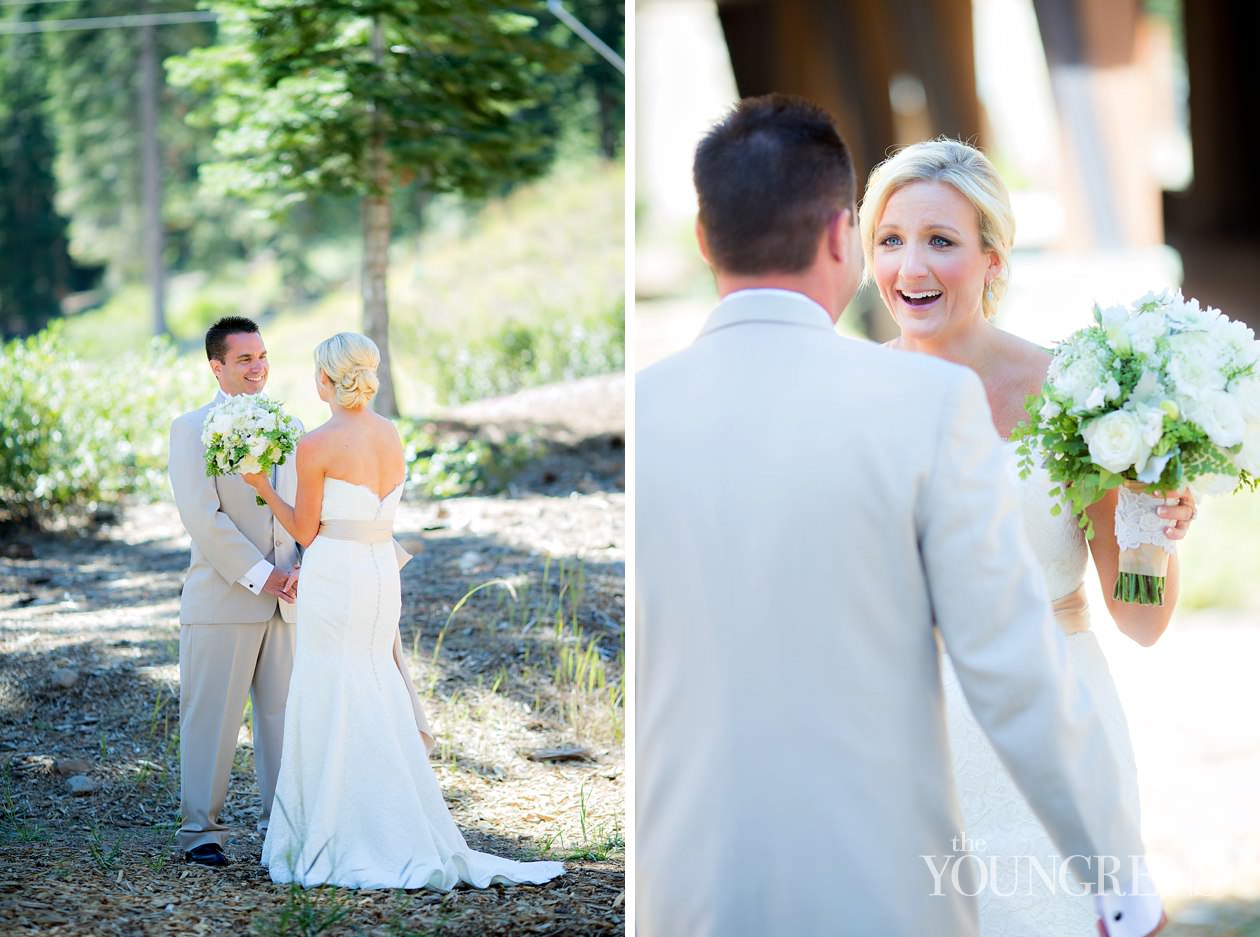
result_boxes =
[315,332,380,409]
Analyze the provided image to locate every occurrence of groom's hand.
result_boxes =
[262,567,296,604]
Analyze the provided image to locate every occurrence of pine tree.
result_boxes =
[559,0,624,158]
[0,22,73,337]
[167,0,576,416]
[40,2,230,292]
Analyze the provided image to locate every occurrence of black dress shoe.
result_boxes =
[184,843,230,867]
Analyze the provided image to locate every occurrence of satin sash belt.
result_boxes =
[1051,584,1090,636]
[317,519,413,568]
[318,519,394,543]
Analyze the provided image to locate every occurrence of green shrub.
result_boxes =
[0,324,202,526]
[422,303,624,405]
[398,421,542,499]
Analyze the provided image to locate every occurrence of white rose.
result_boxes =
[1082,410,1147,474]
[1187,390,1245,447]
[238,455,262,475]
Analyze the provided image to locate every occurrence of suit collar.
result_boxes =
[698,289,835,340]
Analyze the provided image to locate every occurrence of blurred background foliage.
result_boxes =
[0,0,624,527]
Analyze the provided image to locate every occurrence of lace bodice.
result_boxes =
[1004,441,1088,602]
[320,477,403,523]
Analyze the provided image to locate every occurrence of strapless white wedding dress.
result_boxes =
[261,477,565,890]
[941,443,1141,936]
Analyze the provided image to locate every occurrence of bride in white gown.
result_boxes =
[859,140,1196,934]
[245,332,564,890]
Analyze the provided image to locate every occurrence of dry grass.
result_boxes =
[0,439,624,935]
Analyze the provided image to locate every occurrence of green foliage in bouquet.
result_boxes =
[0,324,202,527]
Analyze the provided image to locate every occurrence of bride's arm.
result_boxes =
[1085,486,1196,647]
[243,435,326,548]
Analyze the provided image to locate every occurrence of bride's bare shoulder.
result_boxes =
[1002,331,1052,388]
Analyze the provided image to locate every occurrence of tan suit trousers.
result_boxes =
[178,612,295,851]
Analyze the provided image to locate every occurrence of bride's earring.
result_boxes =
[985,282,995,304]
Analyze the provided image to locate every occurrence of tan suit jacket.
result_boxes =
[169,398,300,624]
[635,291,1147,937]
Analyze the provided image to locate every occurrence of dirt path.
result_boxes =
[0,379,625,935]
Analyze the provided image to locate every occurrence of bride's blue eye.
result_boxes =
[930,235,953,248]
[880,234,902,247]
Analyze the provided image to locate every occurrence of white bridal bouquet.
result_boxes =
[1012,289,1260,605]
[201,394,302,504]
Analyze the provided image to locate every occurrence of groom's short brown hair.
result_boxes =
[205,316,260,362]
[694,94,855,275]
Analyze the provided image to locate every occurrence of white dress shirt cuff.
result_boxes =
[1093,856,1162,937]
[238,559,274,595]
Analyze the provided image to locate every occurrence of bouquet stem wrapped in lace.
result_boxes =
[202,394,302,504]
[1012,290,1260,605]
[1114,482,1174,604]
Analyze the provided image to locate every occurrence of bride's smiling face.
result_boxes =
[873,180,999,342]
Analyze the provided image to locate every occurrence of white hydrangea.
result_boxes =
[1186,390,1245,448]
[1228,375,1260,422]
[1124,311,1167,356]
[1166,330,1229,399]
[1048,336,1112,413]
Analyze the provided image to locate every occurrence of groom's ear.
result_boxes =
[695,216,713,266]
[825,208,853,264]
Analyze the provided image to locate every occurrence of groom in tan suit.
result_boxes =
[168,316,300,867]
[636,96,1165,936]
